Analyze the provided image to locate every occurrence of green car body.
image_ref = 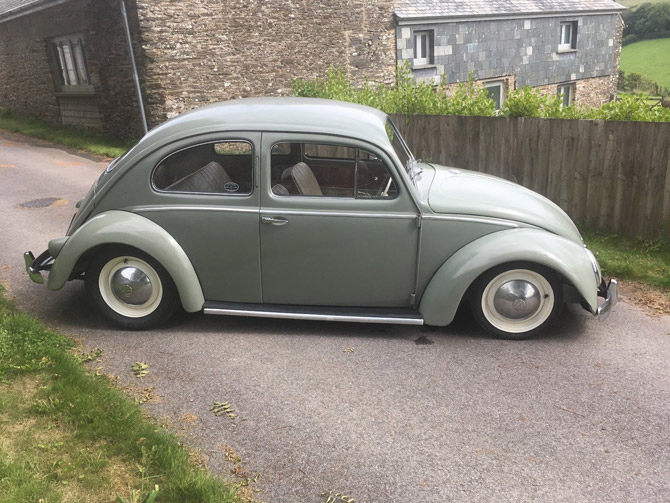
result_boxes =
[25,98,617,338]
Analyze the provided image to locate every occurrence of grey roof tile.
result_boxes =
[396,0,626,19]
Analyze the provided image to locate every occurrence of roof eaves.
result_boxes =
[0,0,73,25]
[395,7,626,25]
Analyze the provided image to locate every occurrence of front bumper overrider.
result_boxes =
[23,250,53,285]
[596,277,618,322]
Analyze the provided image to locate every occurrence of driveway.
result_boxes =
[1,130,669,503]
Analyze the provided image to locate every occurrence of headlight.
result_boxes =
[585,248,602,285]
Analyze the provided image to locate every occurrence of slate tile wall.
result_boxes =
[398,14,620,98]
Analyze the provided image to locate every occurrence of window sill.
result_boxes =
[412,63,437,70]
[557,48,577,54]
[54,85,95,97]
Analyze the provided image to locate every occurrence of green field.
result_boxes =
[620,38,670,89]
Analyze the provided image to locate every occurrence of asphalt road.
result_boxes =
[1,130,669,503]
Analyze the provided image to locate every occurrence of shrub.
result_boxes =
[292,64,497,117]
[593,93,670,122]
[292,66,670,123]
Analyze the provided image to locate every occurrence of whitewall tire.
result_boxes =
[85,247,179,330]
[470,263,564,339]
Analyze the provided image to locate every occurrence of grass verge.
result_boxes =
[0,110,134,158]
[583,231,670,291]
[0,288,241,503]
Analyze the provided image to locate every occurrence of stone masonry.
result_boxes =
[135,0,397,124]
[0,0,145,137]
[397,13,622,105]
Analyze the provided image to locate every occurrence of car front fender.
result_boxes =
[419,228,598,326]
[47,210,205,313]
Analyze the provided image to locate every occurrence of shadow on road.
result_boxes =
[35,280,589,345]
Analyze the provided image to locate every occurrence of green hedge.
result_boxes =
[292,65,670,123]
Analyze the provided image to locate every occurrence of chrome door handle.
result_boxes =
[261,216,289,226]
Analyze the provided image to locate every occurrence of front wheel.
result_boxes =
[470,263,564,340]
[85,247,179,330]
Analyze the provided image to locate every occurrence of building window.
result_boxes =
[557,83,575,107]
[51,35,91,88]
[559,21,578,51]
[485,81,505,110]
[413,30,433,66]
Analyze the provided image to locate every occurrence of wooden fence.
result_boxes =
[391,114,670,240]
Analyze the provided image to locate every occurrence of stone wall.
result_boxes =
[0,2,89,123]
[535,75,612,107]
[576,75,615,106]
[610,14,624,97]
[135,0,397,124]
[84,0,146,137]
[0,0,145,137]
[398,14,621,88]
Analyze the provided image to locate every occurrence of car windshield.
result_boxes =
[385,119,422,185]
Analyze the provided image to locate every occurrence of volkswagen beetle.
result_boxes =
[25,98,617,339]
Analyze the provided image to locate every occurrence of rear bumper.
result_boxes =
[596,278,618,322]
[23,250,53,285]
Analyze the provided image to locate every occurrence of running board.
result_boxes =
[203,301,424,325]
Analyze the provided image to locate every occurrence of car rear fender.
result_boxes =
[419,228,598,326]
[47,210,205,313]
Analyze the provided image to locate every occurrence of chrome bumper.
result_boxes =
[596,278,618,322]
[23,250,53,285]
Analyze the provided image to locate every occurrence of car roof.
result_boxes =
[138,97,391,150]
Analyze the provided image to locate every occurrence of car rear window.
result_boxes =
[153,141,253,195]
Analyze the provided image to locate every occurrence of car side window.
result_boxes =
[153,141,253,195]
[270,142,397,199]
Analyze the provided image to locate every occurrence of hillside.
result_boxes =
[620,38,670,89]
[618,0,665,7]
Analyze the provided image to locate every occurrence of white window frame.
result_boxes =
[413,30,433,66]
[559,22,576,52]
[484,81,505,111]
[51,34,92,88]
[557,83,574,107]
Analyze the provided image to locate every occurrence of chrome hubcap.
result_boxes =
[111,266,153,305]
[493,280,541,319]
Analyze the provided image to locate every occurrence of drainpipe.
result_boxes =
[119,0,148,134]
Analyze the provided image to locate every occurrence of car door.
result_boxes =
[259,133,419,308]
[134,133,262,303]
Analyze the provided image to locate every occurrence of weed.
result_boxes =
[211,401,237,419]
[132,362,149,379]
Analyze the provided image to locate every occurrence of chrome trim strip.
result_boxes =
[422,214,520,227]
[204,308,425,325]
[260,209,417,219]
[134,206,260,214]
[597,278,618,322]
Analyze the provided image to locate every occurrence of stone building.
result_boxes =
[396,0,625,109]
[0,0,397,137]
[0,0,624,136]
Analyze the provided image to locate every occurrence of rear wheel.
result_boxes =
[85,247,179,330]
[470,263,564,340]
